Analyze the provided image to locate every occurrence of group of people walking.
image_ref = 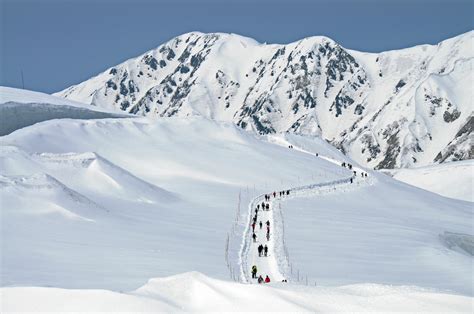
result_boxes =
[264,190,290,201]
[251,265,271,283]
[252,202,272,242]
[341,162,369,183]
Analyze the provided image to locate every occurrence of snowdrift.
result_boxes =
[388,160,474,202]
[1,272,471,312]
[0,87,129,135]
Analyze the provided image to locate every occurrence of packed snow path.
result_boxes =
[240,141,373,284]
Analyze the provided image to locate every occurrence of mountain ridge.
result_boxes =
[54,30,474,169]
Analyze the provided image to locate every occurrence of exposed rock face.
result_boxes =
[56,31,473,169]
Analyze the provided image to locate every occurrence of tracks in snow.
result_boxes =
[238,142,374,284]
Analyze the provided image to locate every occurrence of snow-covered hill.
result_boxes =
[0,87,129,135]
[1,116,471,297]
[55,31,474,169]
[2,272,471,312]
[387,160,473,202]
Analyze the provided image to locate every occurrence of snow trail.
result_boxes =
[239,140,373,284]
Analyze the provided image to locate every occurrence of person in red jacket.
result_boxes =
[265,275,270,283]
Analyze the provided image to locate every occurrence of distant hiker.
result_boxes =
[282,279,287,283]
[265,275,271,283]
[264,245,268,257]
[350,178,353,184]
[252,233,257,242]
[266,232,270,241]
[315,153,318,157]
[262,201,265,208]
[286,190,290,195]
[258,244,263,257]
[257,204,260,210]
[273,191,276,198]
[266,220,270,227]
[353,171,357,176]
[259,221,263,229]
[266,225,270,234]
[251,265,257,279]
[266,203,270,210]
[258,275,264,284]
[252,222,256,232]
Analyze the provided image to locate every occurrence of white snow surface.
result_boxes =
[1,114,472,310]
[388,160,474,202]
[0,87,129,135]
[1,272,471,312]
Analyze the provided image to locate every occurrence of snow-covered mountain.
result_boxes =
[55,31,473,169]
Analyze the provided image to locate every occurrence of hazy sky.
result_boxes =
[1,0,472,94]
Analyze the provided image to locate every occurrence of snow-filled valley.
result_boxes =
[0,85,472,311]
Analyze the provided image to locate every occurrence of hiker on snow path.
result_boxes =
[286,190,290,196]
[266,220,270,227]
[252,233,257,242]
[251,265,257,279]
[258,244,263,257]
[259,221,263,229]
[265,275,271,283]
[258,275,264,284]
[252,222,256,232]
[264,245,268,257]
[266,203,270,210]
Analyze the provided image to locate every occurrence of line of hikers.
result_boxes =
[252,219,271,242]
[251,265,271,284]
[264,190,290,201]
[341,162,369,183]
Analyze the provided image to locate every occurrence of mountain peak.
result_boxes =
[54,31,473,170]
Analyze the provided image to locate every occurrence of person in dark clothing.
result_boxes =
[252,222,256,232]
[259,221,263,229]
[286,190,290,195]
[251,265,257,279]
[257,204,260,210]
[261,201,265,208]
[266,232,270,241]
[258,244,263,257]
[273,191,276,198]
[264,245,268,257]
[350,178,353,184]
[266,220,270,227]
[266,203,270,210]
[252,233,257,242]
[258,275,264,284]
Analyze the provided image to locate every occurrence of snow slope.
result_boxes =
[0,87,129,135]
[1,116,471,298]
[1,272,471,312]
[55,31,474,169]
[1,116,345,290]
[388,160,473,202]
